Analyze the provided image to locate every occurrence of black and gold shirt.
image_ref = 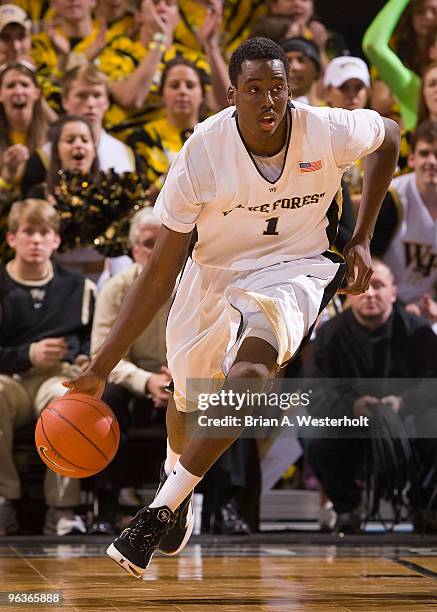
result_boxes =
[175,0,266,60]
[12,0,53,31]
[96,40,210,141]
[127,118,193,189]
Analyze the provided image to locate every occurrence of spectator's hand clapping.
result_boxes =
[146,367,171,408]
[30,338,68,367]
[308,20,328,51]
[353,395,380,418]
[1,144,30,183]
[419,293,437,323]
[406,294,437,322]
[84,25,108,62]
[381,395,403,414]
[405,302,422,317]
[45,20,70,56]
[286,19,306,39]
[141,0,180,49]
[197,0,223,50]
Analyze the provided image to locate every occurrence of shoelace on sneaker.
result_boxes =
[126,508,174,552]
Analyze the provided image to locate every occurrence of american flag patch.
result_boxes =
[299,160,323,173]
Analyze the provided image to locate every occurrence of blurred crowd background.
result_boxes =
[0,0,436,538]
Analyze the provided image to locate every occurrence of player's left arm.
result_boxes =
[340,117,400,295]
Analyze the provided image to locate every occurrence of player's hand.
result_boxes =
[30,338,68,367]
[352,395,380,418]
[339,237,373,295]
[62,366,106,399]
[146,371,171,408]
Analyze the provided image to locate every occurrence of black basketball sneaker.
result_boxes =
[156,462,195,555]
[106,505,174,578]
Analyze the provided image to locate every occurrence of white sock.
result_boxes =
[164,439,181,476]
[149,460,202,512]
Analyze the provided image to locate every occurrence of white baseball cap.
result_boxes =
[0,4,31,35]
[324,56,370,88]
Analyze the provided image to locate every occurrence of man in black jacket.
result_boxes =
[303,259,437,533]
[0,199,96,535]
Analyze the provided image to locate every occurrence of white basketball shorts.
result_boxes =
[167,252,345,412]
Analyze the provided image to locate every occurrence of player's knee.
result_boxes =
[227,361,271,381]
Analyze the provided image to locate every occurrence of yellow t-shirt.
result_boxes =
[31,20,106,80]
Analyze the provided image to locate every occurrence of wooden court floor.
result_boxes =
[1,539,437,611]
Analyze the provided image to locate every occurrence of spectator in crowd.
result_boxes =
[249,14,295,44]
[267,0,328,56]
[95,0,136,40]
[195,0,231,110]
[89,207,171,533]
[27,113,140,282]
[26,114,99,202]
[127,57,206,198]
[175,0,265,59]
[303,259,437,533]
[363,0,437,130]
[96,0,229,140]
[372,120,437,324]
[22,64,137,197]
[31,0,107,81]
[280,37,321,105]
[324,56,371,111]
[0,198,96,535]
[418,60,437,124]
[395,58,437,175]
[0,61,49,261]
[95,0,183,140]
[0,3,32,64]
[324,56,371,210]
[5,1,53,32]
[0,4,59,122]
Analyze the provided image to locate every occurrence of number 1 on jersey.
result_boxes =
[263,217,279,236]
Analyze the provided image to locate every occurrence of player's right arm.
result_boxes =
[63,225,192,397]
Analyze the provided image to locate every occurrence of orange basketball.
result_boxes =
[35,393,120,478]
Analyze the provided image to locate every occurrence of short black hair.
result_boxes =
[411,119,437,151]
[228,37,289,87]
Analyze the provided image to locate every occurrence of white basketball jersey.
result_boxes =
[382,173,437,303]
[155,102,384,271]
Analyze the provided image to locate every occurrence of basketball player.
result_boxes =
[65,38,400,578]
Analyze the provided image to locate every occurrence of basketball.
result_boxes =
[35,393,120,478]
